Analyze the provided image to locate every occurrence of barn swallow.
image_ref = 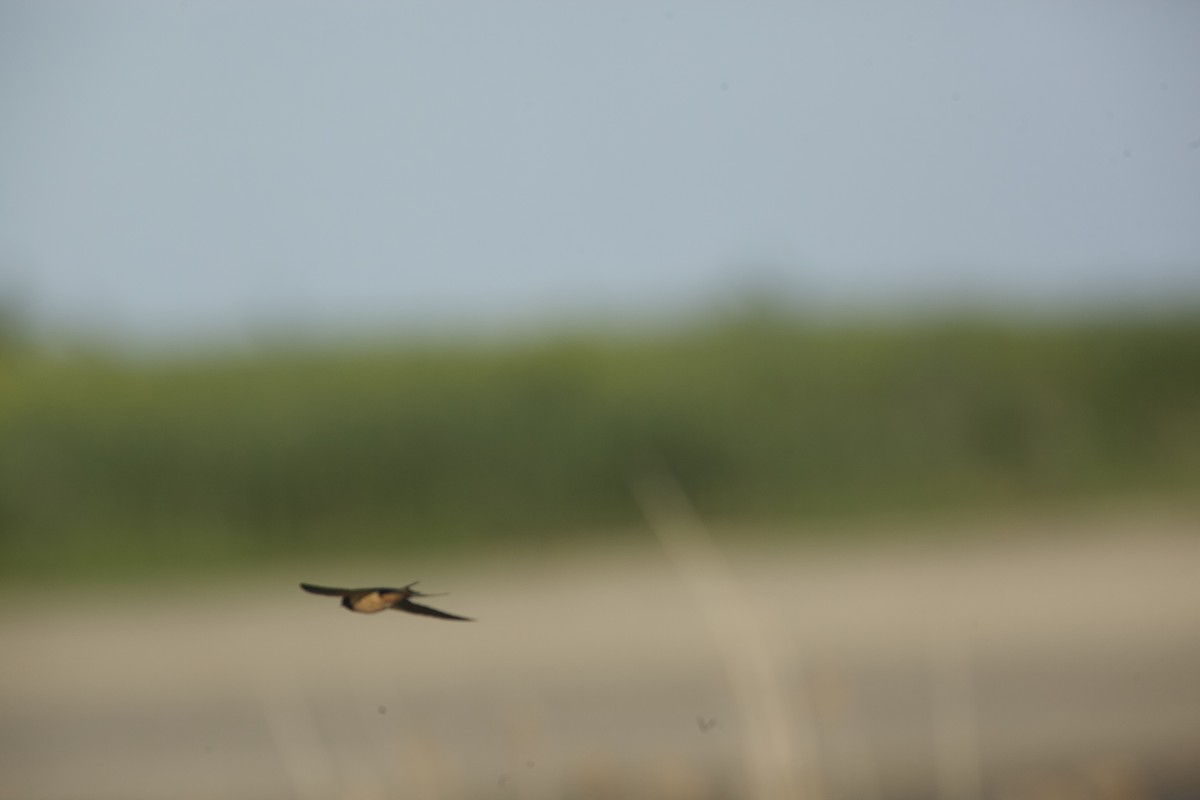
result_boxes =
[300,582,473,621]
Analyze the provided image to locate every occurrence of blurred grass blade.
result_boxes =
[634,470,818,800]
[254,671,339,800]
[931,633,983,800]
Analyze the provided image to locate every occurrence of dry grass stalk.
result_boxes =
[633,471,818,800]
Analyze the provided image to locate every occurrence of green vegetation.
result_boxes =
[2,311,1198,580]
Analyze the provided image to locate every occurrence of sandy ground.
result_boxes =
[2,510,1199,800]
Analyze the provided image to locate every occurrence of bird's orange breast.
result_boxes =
[351,592,394,613]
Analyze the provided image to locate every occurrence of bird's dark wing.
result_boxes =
[393,598,473,621]
[300,583,354,596]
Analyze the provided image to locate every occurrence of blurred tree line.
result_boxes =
[1,310,1198,579]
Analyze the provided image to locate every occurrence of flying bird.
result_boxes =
[300,582,473,621]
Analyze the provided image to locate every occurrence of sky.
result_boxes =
[2,1,1199,343]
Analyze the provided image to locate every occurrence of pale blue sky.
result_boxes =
[2,1,1199,342]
